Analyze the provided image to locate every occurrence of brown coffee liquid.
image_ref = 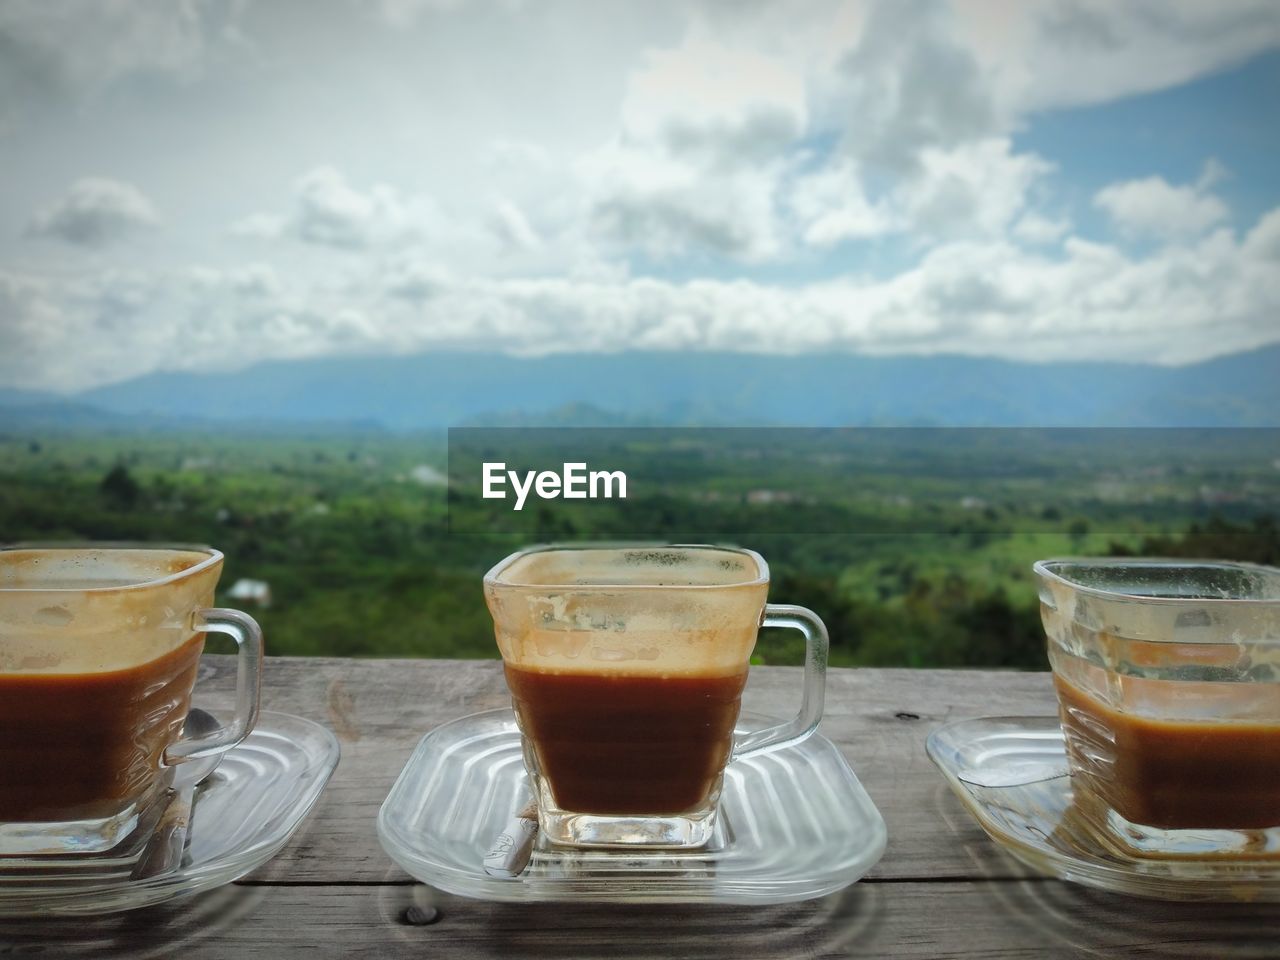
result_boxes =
[504,664,749,814]
[1056,675,1280,830]
[0,634,204,822]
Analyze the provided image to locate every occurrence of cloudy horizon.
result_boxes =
[2,0,1279,393]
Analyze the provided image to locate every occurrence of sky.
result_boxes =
[1,0,1279,393]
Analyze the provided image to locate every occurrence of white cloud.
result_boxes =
[2,0,1279,392]
[791,158,895,246]
[0,0,246,130]
[581,143,784,261]
[0,273,62,385]
[1244,208,1280,261]
[1013,211,1071,246]
[290,166,417,249]
[899,137,1052,240]
[621,38,808,162]
[0,261,396,390]
[791,137,1053,246]
[584,0,1278,261]
[25,178,160,247]
[577,37,807,262]
[375,0,466,28]
[0,269,162,389]
[1094,166,1229,240]
[234,166,440,250]
[229,212,287,241]
[487,197,542,253]
[953,0,1280,118]
[11,202,1279,390]
[227,263,284,298]
[378,255,453,302]
[374,210,1280,365]
[832,0,999,169]
[233,164,571,273]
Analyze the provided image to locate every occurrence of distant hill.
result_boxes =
[0,389,385,435]
[0,395,145,430]
[2,345,1276,429]
[0,388,63,408]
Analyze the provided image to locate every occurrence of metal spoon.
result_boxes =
[130,708,225,880]
[482,799,538,879]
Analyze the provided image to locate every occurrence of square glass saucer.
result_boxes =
[0,711,340,916]
[927,716,1280,902]
[377,708,887,904]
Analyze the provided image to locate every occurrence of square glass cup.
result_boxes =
[0,543,263,856]
[484,544,828,848]
[1035,558,1280,858]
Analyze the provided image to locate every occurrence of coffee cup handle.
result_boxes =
[731,603,828,761]
[163,608,265,765]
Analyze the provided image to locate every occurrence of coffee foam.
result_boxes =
[495,547,764,589]
[499,625,760,678]
[487,548,768,677]
[0,548,220,674]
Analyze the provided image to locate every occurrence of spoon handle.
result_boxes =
[483,801,538,879]
[130,784,195,880]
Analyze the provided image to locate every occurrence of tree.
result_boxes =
[1114,514,1280,565]
[100,464,140,509]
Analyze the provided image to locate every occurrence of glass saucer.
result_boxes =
[377,708,887,904]
[927,716,1280,902]
[0,711,340,916]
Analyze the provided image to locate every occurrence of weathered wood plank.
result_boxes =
[192,656,1058,884]
[3,880,1277,959]
[7,659,1272,958]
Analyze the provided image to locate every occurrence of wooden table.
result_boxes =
[3,658,1277,958]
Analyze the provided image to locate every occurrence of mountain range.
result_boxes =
[1,346,1278,430]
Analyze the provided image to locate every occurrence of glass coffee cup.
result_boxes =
[1035,558,1280,858]
[484,543,828,848]
[0,543,263,856]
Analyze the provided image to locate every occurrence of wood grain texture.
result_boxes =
[7,658,1272,958]
[4,881,1278,959]
[196,656,1057,884]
